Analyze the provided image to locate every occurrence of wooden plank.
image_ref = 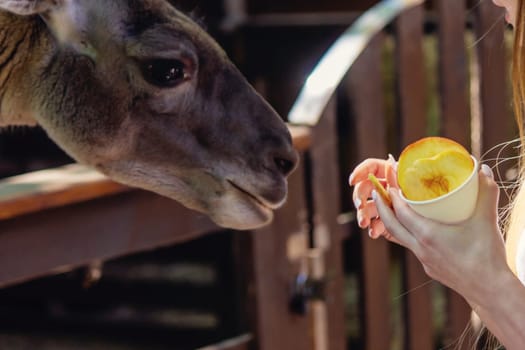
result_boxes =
[246,157,312,350]
[196,334,253,350]
[436,1,475,348]
[395,5,434,350]
[472,6,514,343]
[361,237,391,349]
[0,164,130,220]
[473,0,515,201]
[475,2,512,149]
[0,190,218,288]
[396,4,427,147]
[347,34,392,350]
[309,97,347,350]
[437,0,470,145]
[241,81,314,350]
[308,249,329,350]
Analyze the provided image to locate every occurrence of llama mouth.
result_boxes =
[227,180,277,211]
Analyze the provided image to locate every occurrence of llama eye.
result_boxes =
[140,59,190,88]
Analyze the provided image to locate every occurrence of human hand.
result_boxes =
[372,164,507,301]
[348,155,398,238]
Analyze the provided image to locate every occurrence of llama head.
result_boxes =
[0,0,298,229]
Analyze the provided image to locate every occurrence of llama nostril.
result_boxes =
[274,153,298,176]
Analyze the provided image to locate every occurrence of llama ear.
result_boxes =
[0,1,95,57]
[45,1,98,59]
[0,0,59,15]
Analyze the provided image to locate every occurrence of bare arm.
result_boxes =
[467,269,525,349]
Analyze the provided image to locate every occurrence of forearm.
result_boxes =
[466,269,525,350]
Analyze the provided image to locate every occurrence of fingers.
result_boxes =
[360,204,403,246]
[368,218,384,238]
[353,176,390,206]
[357,200,379,228]
[350,156,409,247]
[472,164,500,222]
[385,159,399,189]
[349,158,388,185]
[373,189,418,251]
[360,203,402,245]
[350,158,398,210]
[367,215,404,245]
[383,231,403,245]
[388,186,442,239]
[353,180,373,210]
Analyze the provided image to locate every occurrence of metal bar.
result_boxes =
[288,0,424,126]
[196,334,253,350]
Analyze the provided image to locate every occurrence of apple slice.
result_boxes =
[398,137,474,201]
[368,173,392,207]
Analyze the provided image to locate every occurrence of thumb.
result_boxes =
[472,164,500,221]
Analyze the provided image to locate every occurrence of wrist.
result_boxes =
[468,267,521,311]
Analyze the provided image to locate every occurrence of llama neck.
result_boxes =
[0,12,49,126]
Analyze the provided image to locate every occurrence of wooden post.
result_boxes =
[395,5,434,350]
[474,0,516,206]
[436,1,476,348]
[309,97,347,350]
[244,156,312,350]
[437,0,470,145]
[346,33,392,350]
[309,249,329,350]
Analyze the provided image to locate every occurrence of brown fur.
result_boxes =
[0,0,298,229]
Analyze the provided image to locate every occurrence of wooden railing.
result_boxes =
[0,0,515,349]
[0,126,310,289]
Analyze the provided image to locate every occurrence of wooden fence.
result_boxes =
[296,0,513,349]
[0,0,516,349]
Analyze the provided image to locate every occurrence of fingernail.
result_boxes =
[387,154,398,170]
[369,227,380,239]
[357,211,364,227]
[354,197,362,209]
[481,164,494,179]
[348,173,355,185]
[371,190,378,201]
